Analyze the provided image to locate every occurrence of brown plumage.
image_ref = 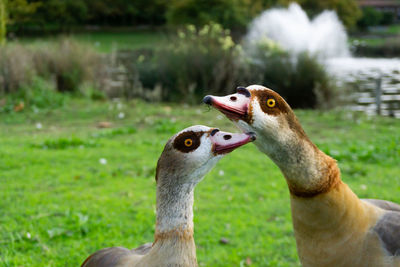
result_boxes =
[81,125,255,267]
[204,85,400,266]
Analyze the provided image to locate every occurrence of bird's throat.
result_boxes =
[255,130,342,198]
[152,177,197,265]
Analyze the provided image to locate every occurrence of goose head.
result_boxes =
[156,125,256,186]
[203,85,310,165]
[204,86,341,197]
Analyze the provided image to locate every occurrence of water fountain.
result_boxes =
[245,3,400,117]
[246,3,349,59]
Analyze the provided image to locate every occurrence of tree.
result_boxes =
[0,0,6,45]
[279,0,361,29]
[0,0,40,42]
[357,7,383,29]
[166,0,279,31]
[8,0,41,24]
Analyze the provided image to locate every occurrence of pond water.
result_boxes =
[327,57,400,118]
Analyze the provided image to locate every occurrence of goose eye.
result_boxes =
[173,130,203,153]
[184,139,193,147]
[267,98,276,108]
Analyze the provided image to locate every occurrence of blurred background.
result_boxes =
[0,1,399,266]
[0,0,399,112]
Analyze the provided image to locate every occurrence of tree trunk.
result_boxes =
[0,0,6,45]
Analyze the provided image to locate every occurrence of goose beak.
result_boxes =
[210,130,256,155]
[203,87,251,121]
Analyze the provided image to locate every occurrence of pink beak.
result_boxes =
[203,87,251,121]
[210,129,256,155]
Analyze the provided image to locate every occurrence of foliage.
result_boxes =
[0,0,6,45]
[8,0,167,33]
[356,7,383,29]
[0,43,35,94]
[0,100,399,266]
[166,0,276,31]
[45,39,105,93]
[7,0,41,24]
[352,37,400,58]
[242,39,337,108]
[1,0,40,41]
[380,11,395,26]
[6,0,273,33]
[280,0,361,29]
[84,0,167,26]
[0,77,66,113]
[2,25,338,108]
[133,24,337,108]
[137,23,242,103]
[6,0,364,34]
[356,7,396,29]
[0,39,107,111]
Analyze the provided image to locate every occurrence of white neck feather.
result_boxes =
[155,179,195,233]
[139,174,198,267]
[255,131,323,187]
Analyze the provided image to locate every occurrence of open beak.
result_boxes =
[210,130,256,155]
[203,87,251,121]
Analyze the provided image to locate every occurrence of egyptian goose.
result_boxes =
[204,85,400,267]
[81,125,255,267]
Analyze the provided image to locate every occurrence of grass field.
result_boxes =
[14,30,167,53]
[0,99,399,266]
[368,24,400,35]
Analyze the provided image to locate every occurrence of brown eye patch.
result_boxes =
[252,90,290,116]
[173,131,204,153]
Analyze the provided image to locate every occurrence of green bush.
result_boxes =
[0,77,66,113]
[166,0,269,31]
[242,39,337,108]
[137,23,242,103]
[357,7,383,29]
[353,37,400,58]
[0,39,108,112]
[134,24,337,108]
[0,44,35,94]
[36,39,106,93]
[381,11,395,25]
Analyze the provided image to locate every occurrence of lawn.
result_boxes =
[349,37,386,47]
[368,24,400,35]
[0,99,399,266]
[14,30,167,53]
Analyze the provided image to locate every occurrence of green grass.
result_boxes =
[349,37,385,46]
[368,24,400,35]
[387,24,400,34]
[350,23,400,47]
[0,99,399,266]
[14,31,166,53]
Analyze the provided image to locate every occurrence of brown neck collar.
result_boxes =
[288,154,342,198]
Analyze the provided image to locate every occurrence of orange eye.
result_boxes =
[184,139,193,147]
[267,98,275,108]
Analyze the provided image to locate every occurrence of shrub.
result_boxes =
[137,23,242,103]
[166,0,273,31]
[352,38,400,58]
[0,76,66,113]
[381,11,395,25]
[0,44,35,94]
[242,39,338,108]
[36,39,106,93]
[0,39,108,112]
[357,7,383,29]
[133,24,337,108]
